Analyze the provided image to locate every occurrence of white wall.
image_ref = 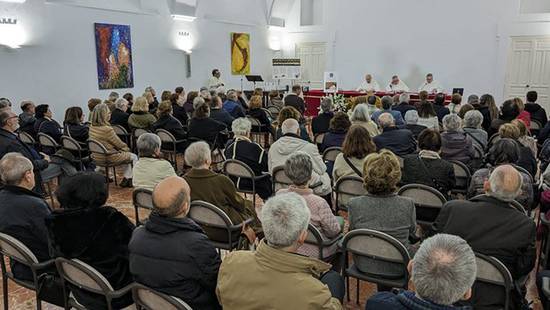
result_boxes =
[0,0,275,119]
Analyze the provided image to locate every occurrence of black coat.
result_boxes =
[401,155,456,198]
[210,108,234,128]
[172,103,189,126]
[434,195,536,309]
[373,127,417,156]
[320,130,346,153]
[477,105,493,132]
[129,215,222,310]
[393,103,417,118]
[46,206,135,310]
[65,123,89,143]
[517,144,537,177]
[248,108,272,132]
[284,94,306,115]
[311,112,334,135]
[188,117,227,148]
[434,105,450,123]
[405,124,427,140]
[35,118,62,142]
[0,186,51,280]
[110,108,130,131]
[525,102,547,128]
[152,115,187,141]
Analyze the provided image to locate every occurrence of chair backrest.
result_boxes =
[18,131,36,145]
[133,189,154,210]
[531,119,542,131]
[87,139,109,155]
[61,135,83,152]
[55,258,114,295]
[473,143,484,159]
[223,159,255,179]
[188,200,234,228]
[398,184,447,208]
[450,160,471,189]
[488,133,501,149]
[38,132,59,148]
[112,125,129,136]
[323,147,342,162]
[156,129,177,143]
[272,165,293,192]
[474,253,513,310]
[267,105,280,116]
[132,284,193,310]
[314,133,325,145]
[133,128,150,139]
[397,156,404,169]
[0,232,39,265]
[261,108,274,119]
[334,176,367,209]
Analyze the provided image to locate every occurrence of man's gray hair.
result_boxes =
[404,110,419,125]
[350,104,370,122]
[114,98,128,110]
[0,98,12,109]
[0,110,13,127]
[0,153,33,185]
[378,113,395,129]
[399,93,410,103]
[320,98,333,113]
[412,234,477,305]
[227,90,238,101]
[108,92,120,101]
[463,110,483,129]
[184,141,211,168]
[137,133,161,157]
[232,117,252,136]
[284,152,313,186]
[281,118,300,134]
[467,94,479,105]
[260,192,311,248]
[145,86,155,93]
[487,165,523,202]
[442,114,462,131]
[193,96,205,109]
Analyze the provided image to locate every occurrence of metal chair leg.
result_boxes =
[35,293,42,310]
[3,272,9,310]
[113,167,118,186]
[346,276,350,302]
[356,278,360,304]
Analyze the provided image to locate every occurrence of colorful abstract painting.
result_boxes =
[231,32,250,75]
[94,23,134,89]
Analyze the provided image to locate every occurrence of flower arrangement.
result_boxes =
[319,93,349,114]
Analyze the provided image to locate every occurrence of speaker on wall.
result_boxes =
[185,53,191,78]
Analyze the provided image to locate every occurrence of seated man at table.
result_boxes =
[418,73,444,93]
[386,75,410,92]
[373,113,417,156]
[356,73,381,92]
[284,85,306,115]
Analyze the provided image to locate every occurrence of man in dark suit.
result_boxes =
[393,93,417,118]
[373,112,417,156]
[110,98,130,130]
[284,85,306,115]
[433,165,536,309]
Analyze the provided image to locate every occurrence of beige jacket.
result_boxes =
[332,153,368,181]
[133,157,176,191]
[216,240,343,310]
[89,125,132,165]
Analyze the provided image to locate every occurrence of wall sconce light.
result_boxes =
[172,14,196,22]
[0,17,25,48]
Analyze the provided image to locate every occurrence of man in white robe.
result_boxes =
[386,75,410,92]
[356,74,381,92]
[418,73,444,93]
[208,69,225,91]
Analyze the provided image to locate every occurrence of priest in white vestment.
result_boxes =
[208,69,225,90]
[418,73,444,93]
[356,74,381,92]
[385,75,410,92]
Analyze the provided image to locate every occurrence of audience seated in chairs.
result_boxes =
[320,112,351,153]
[489,99,520,137]
[247,95,273,134]
[448,93,463,114]
[183,91,198,115]
[187,102,228,149]
[402,129,456,199]
[441,114,475,167]
[34,104,62,143]
[152,101,187,151]
[283,84,306,115]
[275,106,310,141]
[513,119,537,157]
[89,103,138,188]
[332,125,376,181]
[110,98,130,131]
[467,138,534,210]
[434,165,536,309]
[433,92,450,123]
[87,98,102,122]
[458,103,475,119]
[269,118,332,197]
[224,117,273,200]
[499,123,537,177]
[210,95,234,128]
[223,90,246,119]
[216,192,344,309]
[312,97,335,136]
[348,149,417,285]
[277,152,342,259]
[268,90,284,109]
[128,96,157,130]
[133,133,176,191]
[367,234,477,310]
[393,93,417,118]
[123,93,133,109]
[372,96,405,126]
[350,103,380,138]
[171,92,188,126]
[417,100,440,131]
[0,110,76,194]
[183,141,260,245]
[373,113,417,156]
[477,94,499,132]
[129,176,222,309]
[45,172,135,309]
[63,106,89,143]
[463,110,488,151]
[404,110,428,139]
[18,100,36,136]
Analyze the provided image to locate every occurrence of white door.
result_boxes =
[505,37,550,112]
[296,42,326,89]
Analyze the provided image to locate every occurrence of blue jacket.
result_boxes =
[223,100,246,118]
[372,109,405,126]
[373,127,417,156]
[366,291,472,310]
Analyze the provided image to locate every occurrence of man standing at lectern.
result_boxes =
[208,69,225,91]
[356,74,381,92]
[284,85,306,115]
[418,73,444,93]
[385,75,410,92]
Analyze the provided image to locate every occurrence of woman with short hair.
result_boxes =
[441,114,475,166]
[350,103,380,137]
[187,102,227,148]
[133,133,176,191]
[170,93,188,125]
[463,110,488,150]
[320,112,351,152]
[34,104,62,143]
[63,106,89,143]
[247,95,273,135]
[499,123,537,177]
[128,96,157,130]
[332,125,376,181]
[151,101,187,151]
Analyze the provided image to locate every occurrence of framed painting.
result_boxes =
[231,32,250,75]
[94,23,134,89]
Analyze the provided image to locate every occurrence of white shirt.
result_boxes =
[385,81,410,92]
[418,80,444,93]
[208,76,225,90]
[356,80,381,92]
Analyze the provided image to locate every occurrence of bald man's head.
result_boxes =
[485,165,522,202]
[152,176,191,218]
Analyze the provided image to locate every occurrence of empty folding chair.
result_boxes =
[133,188,154,225]
[398,184,447,228]
[472,253,514,310]
[333,176,366,212]
[132,283,193,310]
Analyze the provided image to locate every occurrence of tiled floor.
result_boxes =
[0,180,544,310]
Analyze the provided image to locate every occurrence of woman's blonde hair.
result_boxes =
[143,91,154,104]
[249,95,263,109]
[511,119,528,137]
[132,96,149,113]
[513,97,525,112]
[362,149,401,195]
[277,106,301,125]
[90,103,111,126]
[499,122,520,140]
[157,100,172,118]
